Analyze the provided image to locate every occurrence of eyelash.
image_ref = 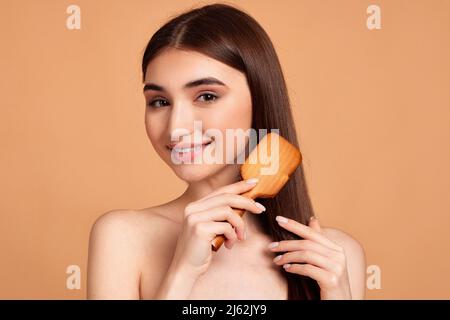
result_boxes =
[147,93,219,108]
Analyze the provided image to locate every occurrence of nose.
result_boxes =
[167,101,197,142]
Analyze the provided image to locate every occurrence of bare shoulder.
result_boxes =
[87,207,180,299]
[321,227,365,256]
[90,206,180,242]
[88,207,181,259]
[322,226,367,299]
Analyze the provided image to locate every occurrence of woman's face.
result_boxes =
[143,47,253,182]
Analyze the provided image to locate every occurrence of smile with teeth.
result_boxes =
[174,144,205,153]
[169,140,214,163]
[172,141,213,153]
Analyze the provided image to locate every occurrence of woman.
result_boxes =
[87,3,366,300]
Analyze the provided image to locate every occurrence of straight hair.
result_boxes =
[142,3,320,299]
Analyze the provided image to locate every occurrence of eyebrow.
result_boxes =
[143,77,227,92]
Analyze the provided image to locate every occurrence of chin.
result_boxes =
[171,163,226,183]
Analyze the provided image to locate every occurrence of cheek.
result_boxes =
[205,99,252,162]
[232,103,252,129]
[145,112,166,150]
[209,97,252,131]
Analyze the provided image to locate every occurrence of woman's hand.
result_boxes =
[170,178,266,278]
[268,215,352,300]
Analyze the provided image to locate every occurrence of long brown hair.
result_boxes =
[141,3,320,300]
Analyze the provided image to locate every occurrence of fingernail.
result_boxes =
[245,178,259,184]
[283,263,291,269]
[268,241,279,249]
[275,215,288,224]
[255,202,266,212]
[244,230,247,240]
[273,255,282,262]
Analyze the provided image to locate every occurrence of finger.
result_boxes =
[308,216,321,233]
[185,193,265,217]
[283,263,334,288]
[225,238,236,249]
[273,250,336,273]
[187,206,246,240]
[201,221,238,243]
[201,178,259,200]
[268,239,336,258]
[275,216,342,252]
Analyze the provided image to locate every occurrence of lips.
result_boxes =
[167,140,213,152]
[167,139,214,163]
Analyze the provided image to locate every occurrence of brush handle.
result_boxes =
[211,208,247,251]
[211,189,256,252]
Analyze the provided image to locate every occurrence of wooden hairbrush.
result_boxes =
[211,132,302,251]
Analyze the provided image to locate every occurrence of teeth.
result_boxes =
[174,145,203,153]
[172,141,212,153]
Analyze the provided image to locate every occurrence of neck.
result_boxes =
[181,163,242,202]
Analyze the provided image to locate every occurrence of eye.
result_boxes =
[147,98,169,108]
[197,93,218,103]
[147,93,219,108]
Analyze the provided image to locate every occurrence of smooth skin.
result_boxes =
[87,47,366,300]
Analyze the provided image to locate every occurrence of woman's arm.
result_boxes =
[87,210,142,299]
[153,261,199,299]
[321,227,367,299]
[87,209,201,300]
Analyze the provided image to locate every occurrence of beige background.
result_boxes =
[1,0,449,299]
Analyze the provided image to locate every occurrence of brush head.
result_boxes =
[241,132,302,199]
